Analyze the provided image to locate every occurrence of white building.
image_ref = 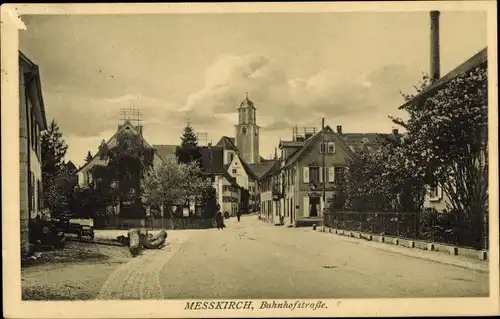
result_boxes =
[19,51,48,256]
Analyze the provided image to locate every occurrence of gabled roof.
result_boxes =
[223,171,238,186]
[215,136,238,151]
[258,161,281,181]
[399,47,487,109]
[153,144,178,161]
[284,125,356,167]
[19,51,48,130]
[247,163,277,179]
[77,120,157,173]
[238,157,259,180]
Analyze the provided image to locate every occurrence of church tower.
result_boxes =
[235,93,260,164]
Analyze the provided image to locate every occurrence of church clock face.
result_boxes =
[242,127,247,134]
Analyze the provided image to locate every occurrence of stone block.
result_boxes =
[479,251,488,261]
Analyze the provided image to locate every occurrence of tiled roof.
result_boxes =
[238,158,258,180]
[258,161,281,181]
[199,146,224,174]
[284,126,351,167]
[340,133,387,153]
[78,121,155,173]
[215,136,238,151]
[279,140,305,148]
[153,144,178,161]
[399,47,487,109]
[247,162,277,179]
[223,171,238,186]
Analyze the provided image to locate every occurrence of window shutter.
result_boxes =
[303,196,309,217]
[329,167,335,182]
[319,142,324,153]
[437,185,443,199]
[319,167,323,183]
[303,167,309,183]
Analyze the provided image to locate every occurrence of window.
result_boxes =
[309,167,320,184]
[37,179,43,210]
[30,171,35,216]
[229,152,234,163]
[327,142,335,154]
[429,184,442,201]
[232,169,237,174]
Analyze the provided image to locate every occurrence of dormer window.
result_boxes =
[242,127,247,134]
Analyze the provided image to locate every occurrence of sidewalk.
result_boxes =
[314,228,489,273]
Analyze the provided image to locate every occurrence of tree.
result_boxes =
[85,151,93,163]
[91,131,155,219]
[395,66,488,248]
[141,153,212,219]
[43,166,77,217]
[41,120,68,176]
[41,120,70,215]
[180,119,198,147]
[177,119,202,165]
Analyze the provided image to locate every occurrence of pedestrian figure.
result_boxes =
[215,210,225,230]
[236,210,241,222]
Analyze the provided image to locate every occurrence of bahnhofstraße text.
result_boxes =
[185,300,328,311]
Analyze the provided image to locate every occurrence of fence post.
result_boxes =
[383,214,387,235]
[431,212,435,243]
[358,211,362,232]
[396,211,399,237]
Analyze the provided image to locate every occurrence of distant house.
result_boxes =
[259,125,388,226]
[214,171,241,217]
[399,47,488,212]
[19,51,48,257]
[76,120,163,217]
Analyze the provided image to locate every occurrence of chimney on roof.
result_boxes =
[430,11,441,82]
[336,125,343,135]
[136,125,143,136]
[392,128,399,136]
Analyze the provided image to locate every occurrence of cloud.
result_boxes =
[180,53,421,135]
[45,92,177,138]
[45,53,420,166]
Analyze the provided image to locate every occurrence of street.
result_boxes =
[96,215,488,299]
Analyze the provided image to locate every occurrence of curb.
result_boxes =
[316,227,489,273]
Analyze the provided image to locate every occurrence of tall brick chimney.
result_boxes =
[430,11,441,82]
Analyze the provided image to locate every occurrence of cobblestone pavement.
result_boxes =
[97,230,199,300]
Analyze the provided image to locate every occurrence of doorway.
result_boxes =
[309,197,320,217]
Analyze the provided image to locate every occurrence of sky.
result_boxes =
[19,11,487,167]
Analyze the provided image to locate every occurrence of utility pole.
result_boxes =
[322,118,326,216]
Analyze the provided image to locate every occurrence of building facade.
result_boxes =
[214,172,241,216]
[259,125,389,226]
[19,52,48,257]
